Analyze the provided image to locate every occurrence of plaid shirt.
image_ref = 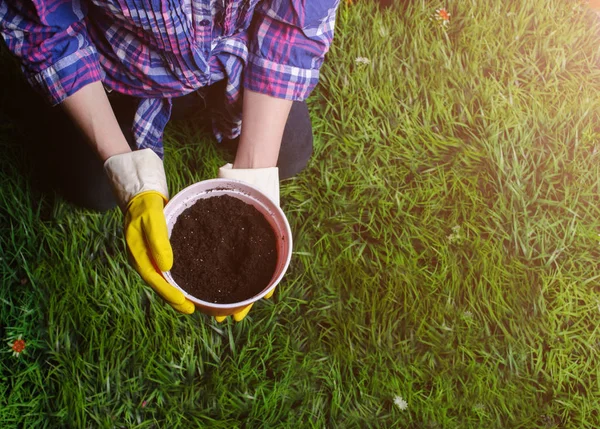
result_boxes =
[0,0,339,156]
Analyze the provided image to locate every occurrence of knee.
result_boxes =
[277,101,314,180]
[59,173,118,212]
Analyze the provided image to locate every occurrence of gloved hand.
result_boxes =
[216,163,280,322]
[104,149,195,314]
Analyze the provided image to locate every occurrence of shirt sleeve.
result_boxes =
[0,0,103,105]
[244,0,341,101]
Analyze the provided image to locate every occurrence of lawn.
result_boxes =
[2,0,600,427]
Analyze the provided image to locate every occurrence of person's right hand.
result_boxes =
[105,149,195,314]
[215,163,280,322]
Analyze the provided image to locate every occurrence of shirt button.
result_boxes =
[199,19,210,27]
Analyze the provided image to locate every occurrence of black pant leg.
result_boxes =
[25,90,313,212]
[217,100,314,180]
[277,101,314,180]
[31,92,138,212]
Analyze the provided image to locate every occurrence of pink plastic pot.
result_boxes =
[162,178,293,317]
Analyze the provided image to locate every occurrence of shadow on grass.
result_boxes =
[0,51,61,222]
[0,42,232,214]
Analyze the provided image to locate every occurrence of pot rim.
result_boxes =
[162,178,293,309]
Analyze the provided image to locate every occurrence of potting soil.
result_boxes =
[170,195,278,304]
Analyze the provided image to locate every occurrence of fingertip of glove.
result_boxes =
[172,300,195,314]
[149,230,174,272]
[233,303,253,322]
[155,252,173,272]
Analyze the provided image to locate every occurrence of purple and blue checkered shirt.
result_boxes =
[0,0,340,156]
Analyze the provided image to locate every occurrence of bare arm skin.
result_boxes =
[60,81,131,162]
[233,89,293,169]
[62,84,291,168]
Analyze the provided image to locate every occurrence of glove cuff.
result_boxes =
[218,163,280,206]
[104,149,169,211]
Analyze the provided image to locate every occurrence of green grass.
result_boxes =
[2,0,600,427]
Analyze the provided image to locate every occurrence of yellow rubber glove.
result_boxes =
[213,287,276,322]
[216,163,280,322]
[125,191,195,314]
[105,149,194,314]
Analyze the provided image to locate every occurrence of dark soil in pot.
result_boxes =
[169,195,278,304]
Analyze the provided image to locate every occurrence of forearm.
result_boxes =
[234,89,292,169]
[60,81,131,162]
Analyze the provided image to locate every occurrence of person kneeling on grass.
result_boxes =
[0,0,341,320]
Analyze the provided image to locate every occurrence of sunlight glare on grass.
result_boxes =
[2,0,600,427]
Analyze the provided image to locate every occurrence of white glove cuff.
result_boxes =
[218,163,280,206]
[104,148,169,211]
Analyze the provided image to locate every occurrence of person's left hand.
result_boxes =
[216,163,280,322]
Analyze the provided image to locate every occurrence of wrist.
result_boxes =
[104,149,169,211]
[97,139,132,162]
[233,146,277,169]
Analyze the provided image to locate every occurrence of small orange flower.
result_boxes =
[435,8,451,26]
[11,336,26,357]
